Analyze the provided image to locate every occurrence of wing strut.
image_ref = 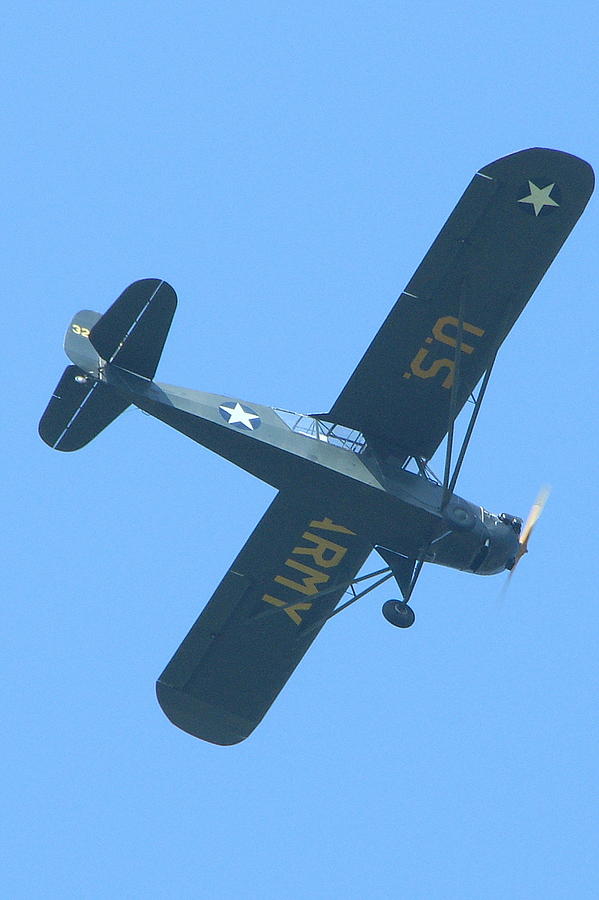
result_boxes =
[441,293,467,506]
[299,566,393,636]
[304,539,435,635]
[446,354,498,498]
[440,281,534,504]
[440,346,499,505]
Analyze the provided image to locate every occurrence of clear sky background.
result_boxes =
[5,2,599,898]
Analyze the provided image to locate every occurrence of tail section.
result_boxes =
[39,278,177,451]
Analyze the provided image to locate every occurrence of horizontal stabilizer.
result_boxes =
[38,366,130,451]
[89,279,177,380]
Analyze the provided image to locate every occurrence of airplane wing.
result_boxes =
[327,148,594,459]
[156,490,372,744]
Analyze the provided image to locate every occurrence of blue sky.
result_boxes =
[5,3,599,898]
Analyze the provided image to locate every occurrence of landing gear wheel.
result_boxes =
[382,599,415,628]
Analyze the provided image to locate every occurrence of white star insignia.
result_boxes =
[518,181,560,216]
[219,402,261,429]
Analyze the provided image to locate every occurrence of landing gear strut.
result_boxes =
[382,599,415,628]
[297,555,421,635]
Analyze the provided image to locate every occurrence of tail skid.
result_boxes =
[39,279,177,452]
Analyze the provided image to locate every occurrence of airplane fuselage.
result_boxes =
[103,364,520,578]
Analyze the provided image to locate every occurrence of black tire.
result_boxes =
[382,599,415,628]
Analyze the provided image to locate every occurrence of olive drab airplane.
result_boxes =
[39,148,594,745]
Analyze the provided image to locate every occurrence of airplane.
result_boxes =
[39,147,594,745]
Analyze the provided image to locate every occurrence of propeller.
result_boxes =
[509,485,551,577]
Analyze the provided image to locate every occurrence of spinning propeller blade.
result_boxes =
[510,486,551,576]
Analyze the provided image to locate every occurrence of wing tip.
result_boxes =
[479,147,595,194]
[155,680,254,746]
